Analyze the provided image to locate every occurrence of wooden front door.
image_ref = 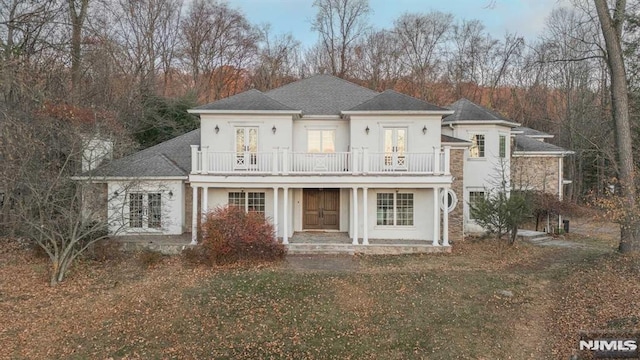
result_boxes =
[303,189,340,230]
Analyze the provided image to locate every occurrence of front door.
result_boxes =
[303,189,340,230]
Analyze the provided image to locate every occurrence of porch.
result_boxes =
[288,232,451,255]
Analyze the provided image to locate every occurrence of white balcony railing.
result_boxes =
[190,146,451,176]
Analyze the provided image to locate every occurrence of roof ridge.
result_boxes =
[265,74,379,96]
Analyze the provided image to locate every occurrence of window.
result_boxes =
[441,189,458,213]
[228,192,265,214]
[499,135,506,158]
[147,193,162,228]
[468,191,485,220]
[376,192,414,226]
[469,134,485,158]
[129,193,144,228]
[307,130,335,153]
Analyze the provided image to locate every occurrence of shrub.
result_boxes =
[86,239,122,262]
[199,205,286,265]
[138,249,165,268]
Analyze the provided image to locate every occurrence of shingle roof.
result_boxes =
[86,129,200,177]
[512,126,552,138]
[513,135,572,154]
[348,90,448,112]
[193,89,295,111]
[265,74,379,115]
[441,134,471,143]
[443,98,519,126]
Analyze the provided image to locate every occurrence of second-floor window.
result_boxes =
[470,134,485,158]
[307,130,335,153]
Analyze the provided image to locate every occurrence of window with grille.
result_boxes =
[470,134,485,158]
[228,192,265,214]
[468,191,485,220]
[499,135,506,158]
[376,192,414,226]
[129,193,144,228]
[129,192,161,229]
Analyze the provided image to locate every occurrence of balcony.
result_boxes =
[190,146,450,176]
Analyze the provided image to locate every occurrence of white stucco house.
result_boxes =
[84,75,573,251]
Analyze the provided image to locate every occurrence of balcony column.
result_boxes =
[282,148,289,175]
[190,145,199,174]
[362,187,369,245]
[272,148,279,175]
[282,187,289,244]
[444,146,451,175]
[362,148,369,174]
[191,185,198,244]
[433,146,440,174]
[273,187,279,240]
[432,187,440,246]
[442,188,449,246]
[202,186,209,222]
[201,146,209,173]
[352,187,359,245]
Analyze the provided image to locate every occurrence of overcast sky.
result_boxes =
[231,0,572,46]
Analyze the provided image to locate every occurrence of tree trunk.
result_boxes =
[594,0,640,252]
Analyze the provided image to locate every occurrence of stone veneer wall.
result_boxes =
[511,156,560,197]
[448,148,465,242]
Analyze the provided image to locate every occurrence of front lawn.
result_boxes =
[0,237,626,359]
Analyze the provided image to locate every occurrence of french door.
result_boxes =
[129,193,162,229]
[303,189,340,230]
[383,128,407,170]
[235,127,258,169]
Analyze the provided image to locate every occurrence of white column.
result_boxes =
[283,187,289,244]
[432,187,440,246]
[362,187,369,245]
[442,188,449,246]
[190,145,199,174]
[191,185,198,244]
[352,187,359,245]
[433,146,440,174]
[202,186,209,221]
[201,146,209,173]
[273,187,279,240]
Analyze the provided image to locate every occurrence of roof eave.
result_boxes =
[442,142,472,147]
[445,119,521,127]
[512,150,574,157]
[342,110,455,116]
[188,109,302,115]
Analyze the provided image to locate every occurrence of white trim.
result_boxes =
[188,175,453,187]
[352,187,359,245]
[363,187,369,245]
[191,186,198,244]
[445,119,520,127]
[512,151,574,157]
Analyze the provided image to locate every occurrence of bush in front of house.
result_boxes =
[197,205,286,265]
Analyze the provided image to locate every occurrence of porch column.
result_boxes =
[352,187,359,245]
[202,186,209,222]
[282,187,289,244]
[362,187,369,245]
[273,187,279,240]
[191,185,198,244]
[432,187,440,246]
[442,188,449,246]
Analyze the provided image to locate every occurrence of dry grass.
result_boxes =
[0,229,631,359]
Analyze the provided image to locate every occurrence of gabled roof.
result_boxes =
[192,89,295,112]
[84,129,200,178]
[265,74,379,115]
[513,135,573,155]
[443,98,519,127]
[512,126,553,138]
[346,90,450,112]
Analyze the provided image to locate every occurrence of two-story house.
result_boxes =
[86,75,573,251]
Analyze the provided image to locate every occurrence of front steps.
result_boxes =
[286,243,451,255]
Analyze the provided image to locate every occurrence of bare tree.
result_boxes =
[393,11,453,100]
[180,0,258,102]
[353,29,403,90]
[310,0,371,78]
[250,25,301,91]
[594,0,639,252]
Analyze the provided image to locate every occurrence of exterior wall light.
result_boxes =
[365,126,370,134]
[422,125,427,134]
[215,125,220,134]
[272,125,277,134]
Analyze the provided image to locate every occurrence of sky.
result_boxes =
[231,0,572,47]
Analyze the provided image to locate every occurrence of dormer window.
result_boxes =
[470,134,485,158]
